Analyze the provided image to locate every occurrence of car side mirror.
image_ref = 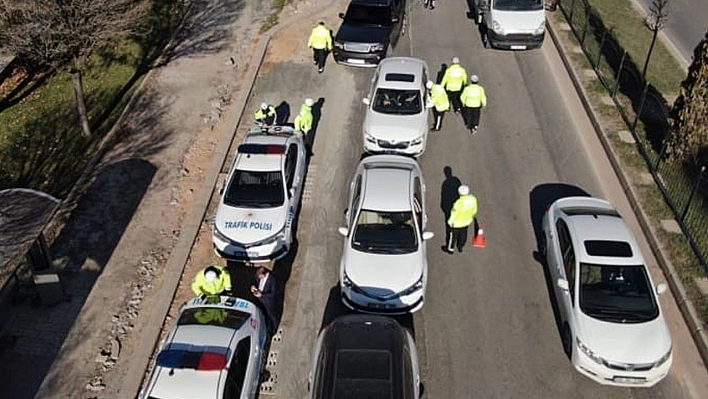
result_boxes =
[422,232,434,240]
[338,12,345,19]
[338,227,349,236]
[362,97,370,105]
[391,16,399,23]
[556,278,569,291]
[288,188,294,198]
[479,1,490,11]
[656,283,667,295]
[219,187,224,195]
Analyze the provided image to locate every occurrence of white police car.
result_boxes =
[139,296,268,399]
[213,125,307,263]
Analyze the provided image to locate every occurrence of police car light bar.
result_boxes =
[156,344,230,371]
[238,144,286,155]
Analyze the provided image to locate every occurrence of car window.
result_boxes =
[344,4,393,26]
[579,263,659,323]
[372,88,422,115]
[353,209,417,254]
[285,144,298,191]
[556,219,576,303]
[349,175,363,227]
[413,177,423,233]
[178,307,250,329]
[225,169,284,208]
[224,336,252,399]
[494,0,544,12]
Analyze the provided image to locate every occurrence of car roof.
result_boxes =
[351,0,393,6]
[320,315,407,399]
[234,130,293,172]
[375,58,426,91]
[360,156,416,212]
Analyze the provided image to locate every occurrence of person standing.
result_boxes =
[443,185,478,254]
[255,102,278,126]
[250,267,280,334]
[440,57,467,113]
[460,74,487,134]
[424,0,436,9]
[191,265,233,298]
[294,98,314,135]
[426,81,450,131]
[308,21,333,73]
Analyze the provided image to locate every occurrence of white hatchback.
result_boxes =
[212,125,307,263]
[338,154,433,314]
[541,196,672,387]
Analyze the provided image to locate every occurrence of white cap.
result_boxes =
[205,270,218,282]
[470,74,479,83]
[305,98,314,106]
[452,57,460,64]
[458,185,470,196]
[260,102,268,110]
[426,81,433,89]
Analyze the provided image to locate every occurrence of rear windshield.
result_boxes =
[178,307,250,329]
[344,5,393,26]
[225,169,284,208]
[493,0,544,11]
[334,350,392,399]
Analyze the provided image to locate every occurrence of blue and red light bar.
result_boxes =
[156,343,230,371]
[238,144,286,155]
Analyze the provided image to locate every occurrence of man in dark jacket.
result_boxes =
[250,267,280,334]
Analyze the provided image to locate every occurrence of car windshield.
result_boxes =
[372,89,422,115]
[493,0,544,11]
[225,169,284,208]
[352,210,417,254]
[178,307,250,329]
[579,263,659,323]
[344,5,393,26]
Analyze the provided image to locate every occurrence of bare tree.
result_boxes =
[0,0,149,137]
[642,0,670,82]
[669,32,708,163]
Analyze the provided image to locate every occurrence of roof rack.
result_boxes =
[246,124,295,137]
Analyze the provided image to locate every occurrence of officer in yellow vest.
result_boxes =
[426,81,450,131]
[192,265,233,298]
[460,74,487,134]
[294,98,314,135]
[444,185,478,254]
[255,102,278,126]
[440,57,467,113]
[308,21,333,73]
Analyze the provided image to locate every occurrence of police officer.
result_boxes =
[294,98,314,135]
[424,0,436,9]
[443,185,478,254]
[460,74,487,134]
[440,57,467,113]
[255,102,278,126]
[308,21,333,73]
[192,265,233,298]
[426,81,450,131]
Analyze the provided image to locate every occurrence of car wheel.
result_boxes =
[561,323,572,358]
[401,15,407,36]
[483,30,491,49]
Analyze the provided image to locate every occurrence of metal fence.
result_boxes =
[557,0,708,271]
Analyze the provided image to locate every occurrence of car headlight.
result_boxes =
[364,132,377,144]
[576,337,604,365]
[257,227,287,246]
[342,272,354,288]
[371,43,385,52]
[213,225,231,243]
[410,135,424,146]
[654,348,672,367]
[334,41,344,49]
[534,21,545,36]
[400,276,424,296]
[492,20,504,35]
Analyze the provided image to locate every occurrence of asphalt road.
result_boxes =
[246,2,708,399]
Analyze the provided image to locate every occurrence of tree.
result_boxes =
[0,0,149,137]
[642,0,670,82]
[669,32,708,163]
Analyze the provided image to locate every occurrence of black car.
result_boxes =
[333,0,407,67]
[308,314,421,399]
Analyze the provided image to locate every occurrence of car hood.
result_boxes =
[493,10,544,34]
[364,111,427,141]
[343,248,424,293]
[577,311,672,363]
[215,203,287,244]
[336,24,391,44]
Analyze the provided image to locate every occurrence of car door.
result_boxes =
[344,173,363,240]
[555,219,576,323]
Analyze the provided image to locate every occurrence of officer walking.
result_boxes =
[255,102,278,126]
[426,81,450,131]
[308,21,333,73]
[460,74,487,134]
[440,57,467,113]
[294,98,314,135]
[191,265,233,298]
[443,185,478,254]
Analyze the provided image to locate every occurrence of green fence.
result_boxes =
[558,0,708,270]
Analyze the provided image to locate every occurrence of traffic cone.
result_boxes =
[473,226,487,248]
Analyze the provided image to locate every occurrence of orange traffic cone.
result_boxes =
[473,226,487,248]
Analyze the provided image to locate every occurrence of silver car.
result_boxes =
[338,154,433,314]
[362,57,432,157]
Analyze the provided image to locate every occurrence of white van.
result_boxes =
[473,0,546,50]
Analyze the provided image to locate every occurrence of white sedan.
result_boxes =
[213,125,307,263]
[541,196,672,387]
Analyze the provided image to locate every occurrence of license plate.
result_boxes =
[368,302,393,309]
[613,377,645,384]
[510,45,527,50]
[233,251,257,258]
[348,58,365,64]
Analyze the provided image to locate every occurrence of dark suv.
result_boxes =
[333,0,407,67]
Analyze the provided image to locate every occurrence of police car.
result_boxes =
[213,125,307,263]
[138,296,268,399]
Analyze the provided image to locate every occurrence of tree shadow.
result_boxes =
[435,63,447,84]
[0,63,55,113]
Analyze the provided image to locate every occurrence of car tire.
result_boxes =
[483,30,491,49]
[401,15,407,36]
[561,323,573,359]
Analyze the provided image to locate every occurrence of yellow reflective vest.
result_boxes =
[460,84,487,108]
[255,106,277,121]
[294,104,313,133]
[308,25,332,50]
[191,266,232,296]
[441,64,468,92]
[430,84,450,112]
[448,194,478,228]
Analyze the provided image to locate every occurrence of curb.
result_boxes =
[118,1,340,397]
[546,13,708,371]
